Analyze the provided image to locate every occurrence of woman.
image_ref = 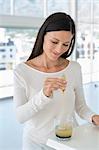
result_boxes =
[14,12,99,150]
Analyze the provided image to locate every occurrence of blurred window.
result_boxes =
[76,0,99,83]
[47,0,69,15]
[0,27,38,98]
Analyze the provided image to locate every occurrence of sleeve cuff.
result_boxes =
[31,89,53,111]
[40,88,53,103]
[87,112,96,123]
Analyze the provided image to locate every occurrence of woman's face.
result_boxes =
[43,31,73,61]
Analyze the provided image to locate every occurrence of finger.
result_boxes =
[44,83,60,91]
[45,81,67,91]
[45,77,66,83]
[45,79,67,87]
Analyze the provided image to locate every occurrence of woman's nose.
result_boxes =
[55,44,63,52]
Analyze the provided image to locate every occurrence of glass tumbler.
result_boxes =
[55,115,73,141]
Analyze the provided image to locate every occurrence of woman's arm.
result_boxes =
[13,70,52,123]
[74,63,95,123]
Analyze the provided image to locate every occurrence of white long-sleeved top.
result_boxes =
[13,61,95,144]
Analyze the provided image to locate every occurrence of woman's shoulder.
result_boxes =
[13,62,26,76]
[14,62,24,70]
[70,60,81,68]
[69,61,81,73]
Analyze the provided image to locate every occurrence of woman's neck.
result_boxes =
[40,54,60,69]
[27,54,69,73]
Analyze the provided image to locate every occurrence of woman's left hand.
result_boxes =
[92,115,99,126]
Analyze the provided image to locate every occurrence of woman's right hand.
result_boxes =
[43,77,67,97]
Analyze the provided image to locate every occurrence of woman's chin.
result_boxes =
[51,54,60,61]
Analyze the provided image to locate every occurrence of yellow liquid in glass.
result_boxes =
[55,125,72,139]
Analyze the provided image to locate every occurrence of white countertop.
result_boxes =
[47,124,99,150]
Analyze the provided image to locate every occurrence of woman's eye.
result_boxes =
[63,44,69,47]
[51,41,58,44]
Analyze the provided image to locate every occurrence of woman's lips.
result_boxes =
[52,52,61,57]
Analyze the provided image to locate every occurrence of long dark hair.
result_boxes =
[27,12,76,60]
